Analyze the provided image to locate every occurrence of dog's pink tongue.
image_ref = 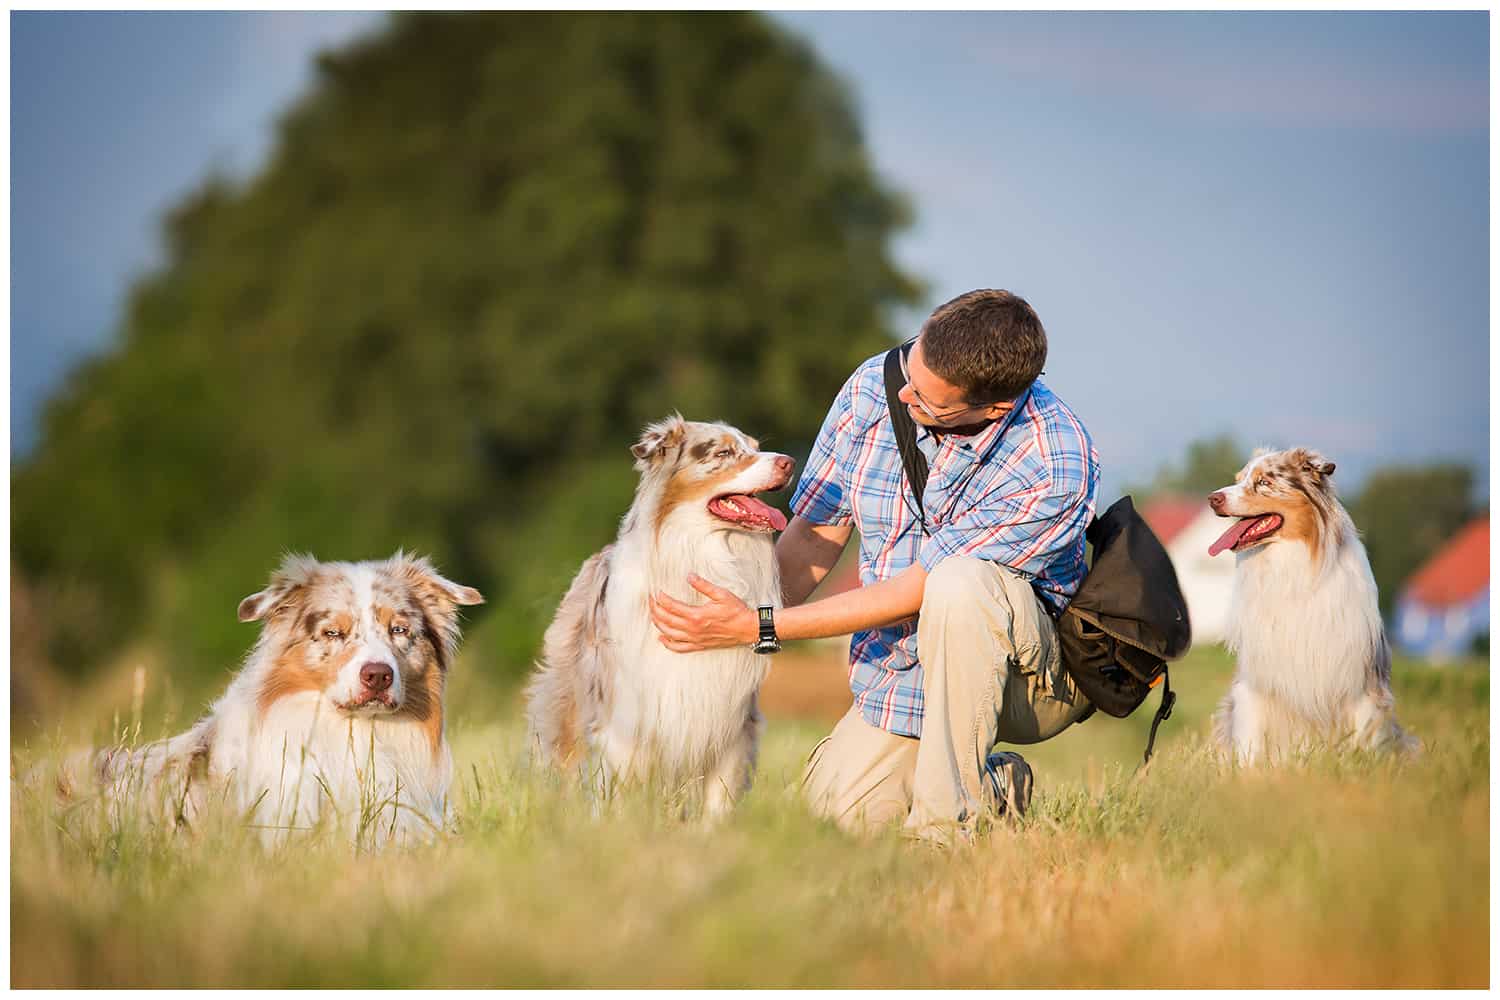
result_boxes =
[739,496,789,532]
[1209,519,1254,556]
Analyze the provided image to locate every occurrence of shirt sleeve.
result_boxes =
[789,372,858,527]
[917,474,1093,580]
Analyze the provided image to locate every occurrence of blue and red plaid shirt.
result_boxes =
[790,351,1100,738]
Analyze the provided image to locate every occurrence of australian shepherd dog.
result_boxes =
[1207,447,1417,764]
[525,415,794,817]
[72,553,483,844]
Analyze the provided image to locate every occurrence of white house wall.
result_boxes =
[1164,509,1239,645]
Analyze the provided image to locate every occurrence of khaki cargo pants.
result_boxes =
[801,556,1091,837]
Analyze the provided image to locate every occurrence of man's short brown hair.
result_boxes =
[920,289,1047,404]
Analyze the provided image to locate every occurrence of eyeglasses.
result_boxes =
[898,339,1010,424]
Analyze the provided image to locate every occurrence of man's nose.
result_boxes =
[1208,491,1226,513]
[360,662,394,692]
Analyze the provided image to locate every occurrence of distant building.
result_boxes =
[1393,517,1489,661]
[1139,496,1237,645]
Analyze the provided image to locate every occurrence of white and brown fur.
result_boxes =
[1208,447,1418,764]
[525,415,794,817]
[71,553,482,844]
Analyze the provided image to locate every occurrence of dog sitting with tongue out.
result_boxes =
[526,415,794,817]
[1205,446,1418,765]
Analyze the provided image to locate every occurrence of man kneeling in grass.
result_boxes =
[650,289,1099,842]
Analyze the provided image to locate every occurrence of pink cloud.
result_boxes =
[973,34,1486,135]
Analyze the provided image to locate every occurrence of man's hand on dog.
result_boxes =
[650,575,757,652]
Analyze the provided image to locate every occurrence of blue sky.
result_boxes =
[10,12,1490,500]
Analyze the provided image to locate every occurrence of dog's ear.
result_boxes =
[387,551,484,607]
[630,413,687,467]
[1283,447,1336,482]
[237,553,321,622]
[386,552,483,665]
[1303,454,1336,479]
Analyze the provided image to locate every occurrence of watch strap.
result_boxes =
[753,605,781,653]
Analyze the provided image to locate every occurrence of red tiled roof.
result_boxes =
[1404,517,1489,608]
[1139,496,1209,546]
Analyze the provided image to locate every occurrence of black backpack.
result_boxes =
[882,346,1192,764]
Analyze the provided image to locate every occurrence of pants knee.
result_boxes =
[921,556,1008,615]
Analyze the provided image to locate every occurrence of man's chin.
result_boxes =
[934,418,996,437]
[912,410,995,436]
[906,404,940,428]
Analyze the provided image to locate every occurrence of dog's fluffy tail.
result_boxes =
[1354,677,1423,759]
[525,546,615,768]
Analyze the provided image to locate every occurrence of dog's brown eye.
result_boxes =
[390,624,409,636]
[323,628,344,640]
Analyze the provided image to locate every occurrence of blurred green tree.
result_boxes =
[12,13,921,695]
[1346,463,1478,618]
[1123,433,1246,505]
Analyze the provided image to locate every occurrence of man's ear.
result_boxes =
[237,553,321,622]
[980,399,1015,422]
[630,413,688,467]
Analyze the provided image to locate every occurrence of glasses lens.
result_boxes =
[899,343,940,420]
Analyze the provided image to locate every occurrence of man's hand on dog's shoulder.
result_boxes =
[650,574,757,652]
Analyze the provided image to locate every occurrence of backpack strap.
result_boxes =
[1141,665,1176,766]
[883,345,930,533]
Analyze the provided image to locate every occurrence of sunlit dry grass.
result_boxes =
[10,647,1488,987]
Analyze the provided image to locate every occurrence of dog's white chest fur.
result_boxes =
[208,690,451,841]
[1225,535,1385,725]
[603,529,778,778]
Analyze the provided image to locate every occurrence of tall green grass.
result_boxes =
[10,648,1488,987]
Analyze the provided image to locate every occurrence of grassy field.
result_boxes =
[10,644,1489,987]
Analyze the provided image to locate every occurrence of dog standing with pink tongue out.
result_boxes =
[1206,446,1418,765]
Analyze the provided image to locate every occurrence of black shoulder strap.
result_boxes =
[883,345,930,532]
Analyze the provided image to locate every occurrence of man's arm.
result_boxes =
[649,561,927,652]
[776,515,854,607]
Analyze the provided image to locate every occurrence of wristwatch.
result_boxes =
[752,605,782,654]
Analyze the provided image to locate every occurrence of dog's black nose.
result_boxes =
[1208,491,1226,513]
[360,662,394,692]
